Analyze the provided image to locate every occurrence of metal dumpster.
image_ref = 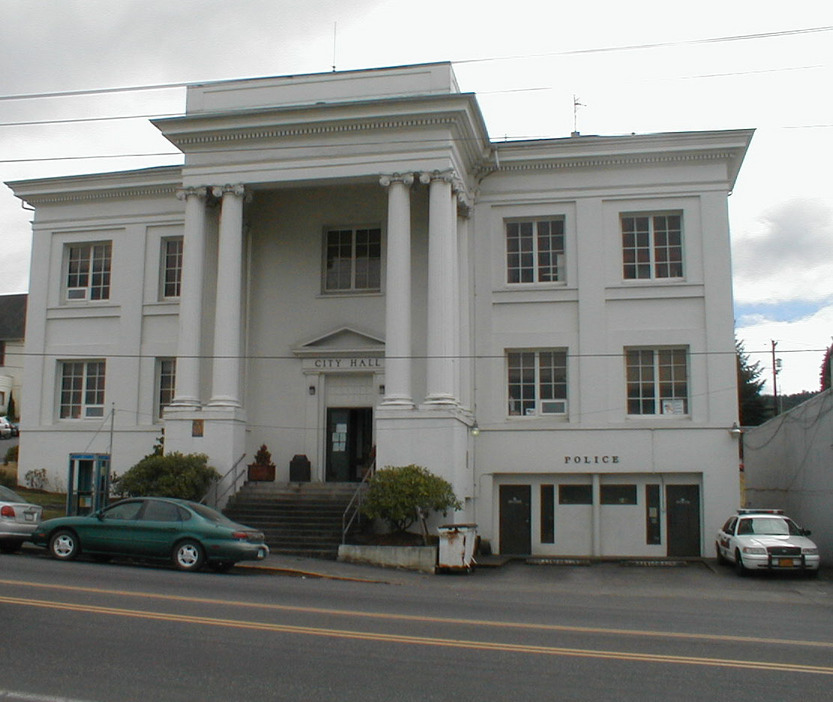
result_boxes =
[436,523,478,573]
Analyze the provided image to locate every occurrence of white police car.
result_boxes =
[716,509,820,576]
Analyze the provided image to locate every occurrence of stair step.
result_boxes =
[222,481,366,559]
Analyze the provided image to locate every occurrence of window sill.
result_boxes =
[317,290,383,299]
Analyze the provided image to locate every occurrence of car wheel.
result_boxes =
[50,530,80,561]
[172,540,204,571]
[734,549,747,576]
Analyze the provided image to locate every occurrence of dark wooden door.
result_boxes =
[499,484,532,555]
[666,484,701,557]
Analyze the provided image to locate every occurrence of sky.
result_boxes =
[1,0,831,395]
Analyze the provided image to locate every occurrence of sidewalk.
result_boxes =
[238,552,435,583]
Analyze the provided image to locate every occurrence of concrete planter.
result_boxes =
[337,544,437,573]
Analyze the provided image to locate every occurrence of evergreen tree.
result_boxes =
[821,343,832,391]
[737,339,769,426]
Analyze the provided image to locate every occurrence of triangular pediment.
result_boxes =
[293,326,385,358]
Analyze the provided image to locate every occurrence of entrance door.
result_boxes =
[326,408,373,482]
[499,485,532,555]
[666,484,701,557]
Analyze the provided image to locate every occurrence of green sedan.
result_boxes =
[31,497,269,572]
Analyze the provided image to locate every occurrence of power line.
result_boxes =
[1,25,830,104]
[1,64,826,132]
[13,348,828,362]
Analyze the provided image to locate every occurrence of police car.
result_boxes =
[716,509,820,576]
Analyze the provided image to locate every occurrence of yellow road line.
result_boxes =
[1,577,831,651]
[3,594,832,677]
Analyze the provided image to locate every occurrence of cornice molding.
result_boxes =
[166,114,462,148]
[476,149,737,177]
[19,184,181,206]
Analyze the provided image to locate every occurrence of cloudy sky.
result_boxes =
[1,0,831,394]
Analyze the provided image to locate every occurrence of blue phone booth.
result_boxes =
[66,453,111,516]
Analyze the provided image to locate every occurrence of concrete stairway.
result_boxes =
[222,482,365,559]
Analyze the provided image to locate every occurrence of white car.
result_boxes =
[0,485,43,553]
[716,509,820,576]
[0,417,11,439]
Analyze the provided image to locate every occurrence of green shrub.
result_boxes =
[360,464,461,537]
[4,444,18,465]
[0,470,16,489]
[114,452,219,502]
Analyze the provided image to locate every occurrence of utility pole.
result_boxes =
[770,340,780,415]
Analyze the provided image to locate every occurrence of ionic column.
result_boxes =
[380,174,414,407]
[208,184,246,407]
[421,170,457,405]
[171,187,207,407]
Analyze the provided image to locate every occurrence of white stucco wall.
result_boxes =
[7,64,750,557]
[744,390,833,561]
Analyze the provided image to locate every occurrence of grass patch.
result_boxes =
[14,487,67,520]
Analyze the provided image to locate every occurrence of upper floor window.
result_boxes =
[621,213,683,280]
[66,242,112,301]
[157,358,176,420]
[60,360,105,419]
[161,237,183,299]
[626,347,688,416]
[506,218,565,284]
[324,226,381,293]
[508,350,568,416]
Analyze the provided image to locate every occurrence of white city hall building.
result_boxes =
[9,63,752,558]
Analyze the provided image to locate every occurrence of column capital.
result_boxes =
[211,184,247,199]
[176,186,208,201]
[419,169,455,186]
[379,173,415,188]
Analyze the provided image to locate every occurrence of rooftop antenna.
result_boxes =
[332,22,337,72]
[572,94,585,137]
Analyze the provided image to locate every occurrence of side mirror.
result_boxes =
[803,529,812,536]
[97,512,105,521]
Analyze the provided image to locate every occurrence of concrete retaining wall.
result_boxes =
[337,544,437,573]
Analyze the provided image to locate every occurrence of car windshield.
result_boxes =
[737,517,802,536]
[0,485,26,503]
[188,502,242,528]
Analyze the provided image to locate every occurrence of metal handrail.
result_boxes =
[341,459,375,544]
[200,453,247,507]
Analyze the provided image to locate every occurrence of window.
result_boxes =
[161,237,183,299]
[141,500,186,522]
[66,242,112,301]
[621,213,683,280]
[324,227,381,292]
[600,484,637,505]
[506,218,565,284]
[60,361,105,418]
[157,358,176,419]
[541,485,555,543]
[626,348,688,415]
[508,350,567,416]
[559,484,593,505]
[101,501,143,521]
[646,484,661,544]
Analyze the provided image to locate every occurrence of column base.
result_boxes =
[422,393,458,407]
[381,394,415,408]
[207,396,242,409]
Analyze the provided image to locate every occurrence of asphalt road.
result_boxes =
[1,552,832,701]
